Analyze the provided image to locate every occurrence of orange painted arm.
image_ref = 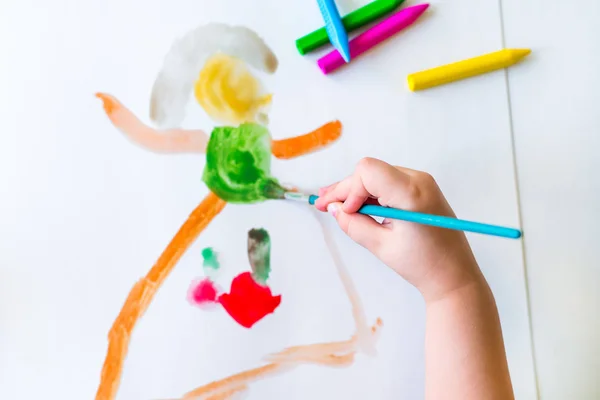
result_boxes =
[271,120,342,160]
[95,193,227,400]
[96,93,209,154]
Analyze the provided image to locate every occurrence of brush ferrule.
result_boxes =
[284,192,311,203]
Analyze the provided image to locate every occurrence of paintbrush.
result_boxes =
[284,192,522,239]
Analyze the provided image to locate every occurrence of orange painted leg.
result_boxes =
[182,364,285,399]
[265,339,355,361]
[264,319,384,366]
[271,120,342,160]
[96,93,209,154]
[95,192,227,400]
[205,385,248,400]
[179,319,384,399]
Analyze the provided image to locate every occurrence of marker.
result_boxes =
[296,0,406,55]
[317,0,352,63]
[284,192,522,239]
[407,48,531,91]
[317,4,429,75]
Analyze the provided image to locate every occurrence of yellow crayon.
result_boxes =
[407,48,531,91]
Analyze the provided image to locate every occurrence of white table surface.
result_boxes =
[1,0,595,399]
[501,0,600,398]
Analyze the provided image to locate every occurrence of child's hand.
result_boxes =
[315,158,483,301]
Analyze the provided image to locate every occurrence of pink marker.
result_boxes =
[317,3,429,74]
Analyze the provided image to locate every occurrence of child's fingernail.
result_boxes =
[327,203,338,217]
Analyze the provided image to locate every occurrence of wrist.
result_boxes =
[417,258,486,304]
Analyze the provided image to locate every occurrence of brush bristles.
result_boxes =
[261,180,287,200]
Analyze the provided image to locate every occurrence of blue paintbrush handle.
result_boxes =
[308,195,522,239]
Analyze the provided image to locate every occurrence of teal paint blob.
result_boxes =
[201,247,220,274]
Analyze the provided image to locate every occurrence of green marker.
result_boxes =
[296,0,406,55]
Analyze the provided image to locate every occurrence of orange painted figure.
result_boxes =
[95,23,379,400]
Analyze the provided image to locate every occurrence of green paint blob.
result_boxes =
[247,228,271,284]
[201,247,220,272]
[202,123,286,203]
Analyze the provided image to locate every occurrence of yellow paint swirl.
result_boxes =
[194,53,272,125]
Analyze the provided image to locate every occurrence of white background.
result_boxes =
[0,0,596,399]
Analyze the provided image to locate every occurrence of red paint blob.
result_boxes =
[218,272,281,328]
[187,278,220,307]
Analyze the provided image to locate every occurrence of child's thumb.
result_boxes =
[327,202,385,253]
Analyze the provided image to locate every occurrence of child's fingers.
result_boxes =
[392,165,423,177]
[318,182,338,197]
[316,158,418,212]
[353,158,416,209]
[323,158,413,213]
[327,202,387,252]
[314,177,352,211]
[342,174,371,213]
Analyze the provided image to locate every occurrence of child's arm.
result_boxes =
[315,157,514,400]
[424,277,514,399]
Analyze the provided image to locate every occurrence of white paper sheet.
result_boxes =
[0,0,537,398]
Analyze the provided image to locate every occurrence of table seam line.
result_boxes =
[497,0,541,397]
